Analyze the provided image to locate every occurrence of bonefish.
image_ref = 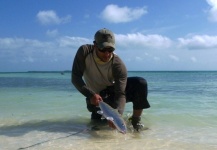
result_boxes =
[98,101,127,134]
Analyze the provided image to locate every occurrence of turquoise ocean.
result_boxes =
[0,71,216,150]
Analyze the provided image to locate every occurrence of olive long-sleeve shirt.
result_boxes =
[71,44,127,114]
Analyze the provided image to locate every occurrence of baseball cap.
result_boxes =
[94,28,115,50]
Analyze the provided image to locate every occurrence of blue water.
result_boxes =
[0,71,217,150]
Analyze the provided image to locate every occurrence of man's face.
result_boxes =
[96,46,114,62]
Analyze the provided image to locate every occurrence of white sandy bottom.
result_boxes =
[1,122,216,150]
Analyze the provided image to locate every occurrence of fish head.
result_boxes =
[113,120,127,134]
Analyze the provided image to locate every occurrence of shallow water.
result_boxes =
[0,71,217,150]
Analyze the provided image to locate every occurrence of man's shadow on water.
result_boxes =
[0,118,111,150]
[0,117,109,137]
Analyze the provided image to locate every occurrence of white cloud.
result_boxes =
[0,38,53,49]
[101,4,147,23]
[154,56,160,61]
[0,36,90,51]
[169,55,179,62]
[178,35,217,49]
[191,57,197,63]
[135,56,143,61]
[0,36,91,68]
[36,10,71,25]
[22,56,34,63]
[206,0,217,22]
[116,33,172,49]
[58,36,91,47]
[46,29,59,37]
[1,32,217,71]
[0,37,58,64]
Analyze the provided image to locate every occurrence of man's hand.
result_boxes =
[90,94,103,106]
[90,94,116,129]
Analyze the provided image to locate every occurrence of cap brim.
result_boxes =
[98,42,115,49]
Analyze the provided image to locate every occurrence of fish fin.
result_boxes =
[101,116,105,119]
[97,110,103,115]
[106,117,114,121]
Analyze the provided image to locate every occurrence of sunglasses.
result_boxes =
[98,47,114,53]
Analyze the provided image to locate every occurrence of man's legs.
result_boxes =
[125,77,150,130]
[133,109,143,117]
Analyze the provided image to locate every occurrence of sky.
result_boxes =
[1,0,217,72]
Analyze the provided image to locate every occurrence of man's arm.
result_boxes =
[112,55,128,115]
[71,45,95,98]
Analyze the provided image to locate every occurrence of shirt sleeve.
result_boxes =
[112,55,128,115]
[71,45,96,98]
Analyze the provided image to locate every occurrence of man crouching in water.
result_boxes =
[71,28,150,131]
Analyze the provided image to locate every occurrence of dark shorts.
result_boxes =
[86,76,150,112]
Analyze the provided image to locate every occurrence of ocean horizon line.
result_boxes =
[0,70,217,73]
